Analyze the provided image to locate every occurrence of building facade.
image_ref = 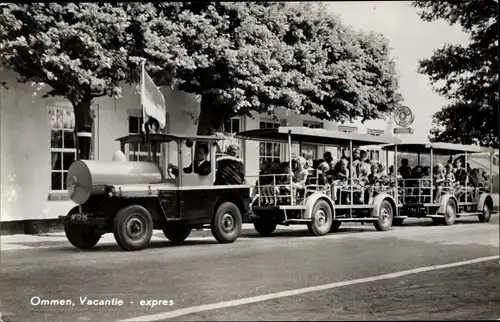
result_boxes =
[1,70,395,225]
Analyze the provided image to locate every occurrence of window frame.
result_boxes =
[259,120,281,169]
[338,125,358,133]
[48,103,98,196]
[303,121,324,129]
[126,114,161,163]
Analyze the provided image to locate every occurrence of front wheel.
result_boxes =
[113,205,153,251]
[64,207,101,249]
[478,200,492,223]
[211,202,242,243]
[163,224,192,245]
[307,199,333,236]
[374,200,393,231]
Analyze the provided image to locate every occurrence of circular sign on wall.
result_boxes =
[394,106,414,127]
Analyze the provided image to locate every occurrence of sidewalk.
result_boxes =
[0,224,306,251]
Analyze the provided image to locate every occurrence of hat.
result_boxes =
[226,144,240,157]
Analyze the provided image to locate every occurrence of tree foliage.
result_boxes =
[412,0,498,147]
[0,2,402,146]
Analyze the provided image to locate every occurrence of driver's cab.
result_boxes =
[116,133,220,187]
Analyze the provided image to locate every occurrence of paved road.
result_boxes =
[0,217,498,322]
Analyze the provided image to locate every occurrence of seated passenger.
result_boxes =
[215,145,244,185]
[433,163,446,200]
[453,157,468,186]
[470,168,485,200]
[292,156,309,191]
[445,163,456,188]
[398,158,412,180]
[358,150,371,179]
[316,161,330,187]
[367,163,381,201]
[333,159,350,203]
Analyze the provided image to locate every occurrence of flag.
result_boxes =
[140,61,166,132]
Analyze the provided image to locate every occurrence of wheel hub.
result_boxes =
[380,207,390,223]
[316,209,326,226]
[221,213,235,232]
[127,217,143,237]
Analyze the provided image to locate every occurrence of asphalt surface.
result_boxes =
[0,217,499,322]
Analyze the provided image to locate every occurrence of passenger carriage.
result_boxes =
[235,126,400,236]
[381,141,496,226]
[59,133,252,251]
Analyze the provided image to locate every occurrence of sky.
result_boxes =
[325,1,470,139]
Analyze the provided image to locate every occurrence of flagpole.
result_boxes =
[141,60,146,136]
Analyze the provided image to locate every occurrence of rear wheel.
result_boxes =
[64,207,101,249]
[329,220,342,232]
[113,205,153,251]
[443,199,457,226]
[374,200,393,231]
[253,216,277,237]
[478,199,492,223]
[211,202,242,243]
[307,200,333,236]
[163,224,192,245]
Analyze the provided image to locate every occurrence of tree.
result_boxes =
[412,0,499,147]
[0,2,402,153]
[0,3,155,159]
[144,2,402,134]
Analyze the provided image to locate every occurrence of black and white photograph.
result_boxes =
[0,1,498,321]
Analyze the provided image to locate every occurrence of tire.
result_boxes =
[63,207,101,249]
[163,224,192,245]
[392,217,405,226]
[211,202,242,243]
[478,199,492,223]
[253,216,277,237]
[443,199,457,226]
[113,205,153,251]
[374,200,393,231]
[307,199,333,236]
[329,220,342,233]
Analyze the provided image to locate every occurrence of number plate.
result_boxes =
[70,213,88,221]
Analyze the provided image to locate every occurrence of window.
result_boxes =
[49,106,96,191]
[367,128,384,136]
[303,121,323,129]
[218,117,242,158]
[338,125,357,133]
[127,115,160,163]
[259,120,280,170]
[221,117,241,134]
[368,149,380,162]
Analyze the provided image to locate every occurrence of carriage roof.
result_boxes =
[115,133,231,145]
[235,126,396,146]
[381,140,494,154]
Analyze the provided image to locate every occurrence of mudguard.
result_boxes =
[304,192,335,219]
[371,193,397,218]
[476,193,493,212]
[437,193,458,214]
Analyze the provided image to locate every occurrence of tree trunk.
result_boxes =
[73,97,94,160]
[196,94,225,136]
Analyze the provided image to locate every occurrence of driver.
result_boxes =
[169,143,211,176]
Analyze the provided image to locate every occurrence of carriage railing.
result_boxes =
[248,174,294,207]
[399,178,483,204]
[334,178,395,206]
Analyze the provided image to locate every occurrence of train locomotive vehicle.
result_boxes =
[59,133,252,251]
[382,141,496,226]
[235,126,401,236]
